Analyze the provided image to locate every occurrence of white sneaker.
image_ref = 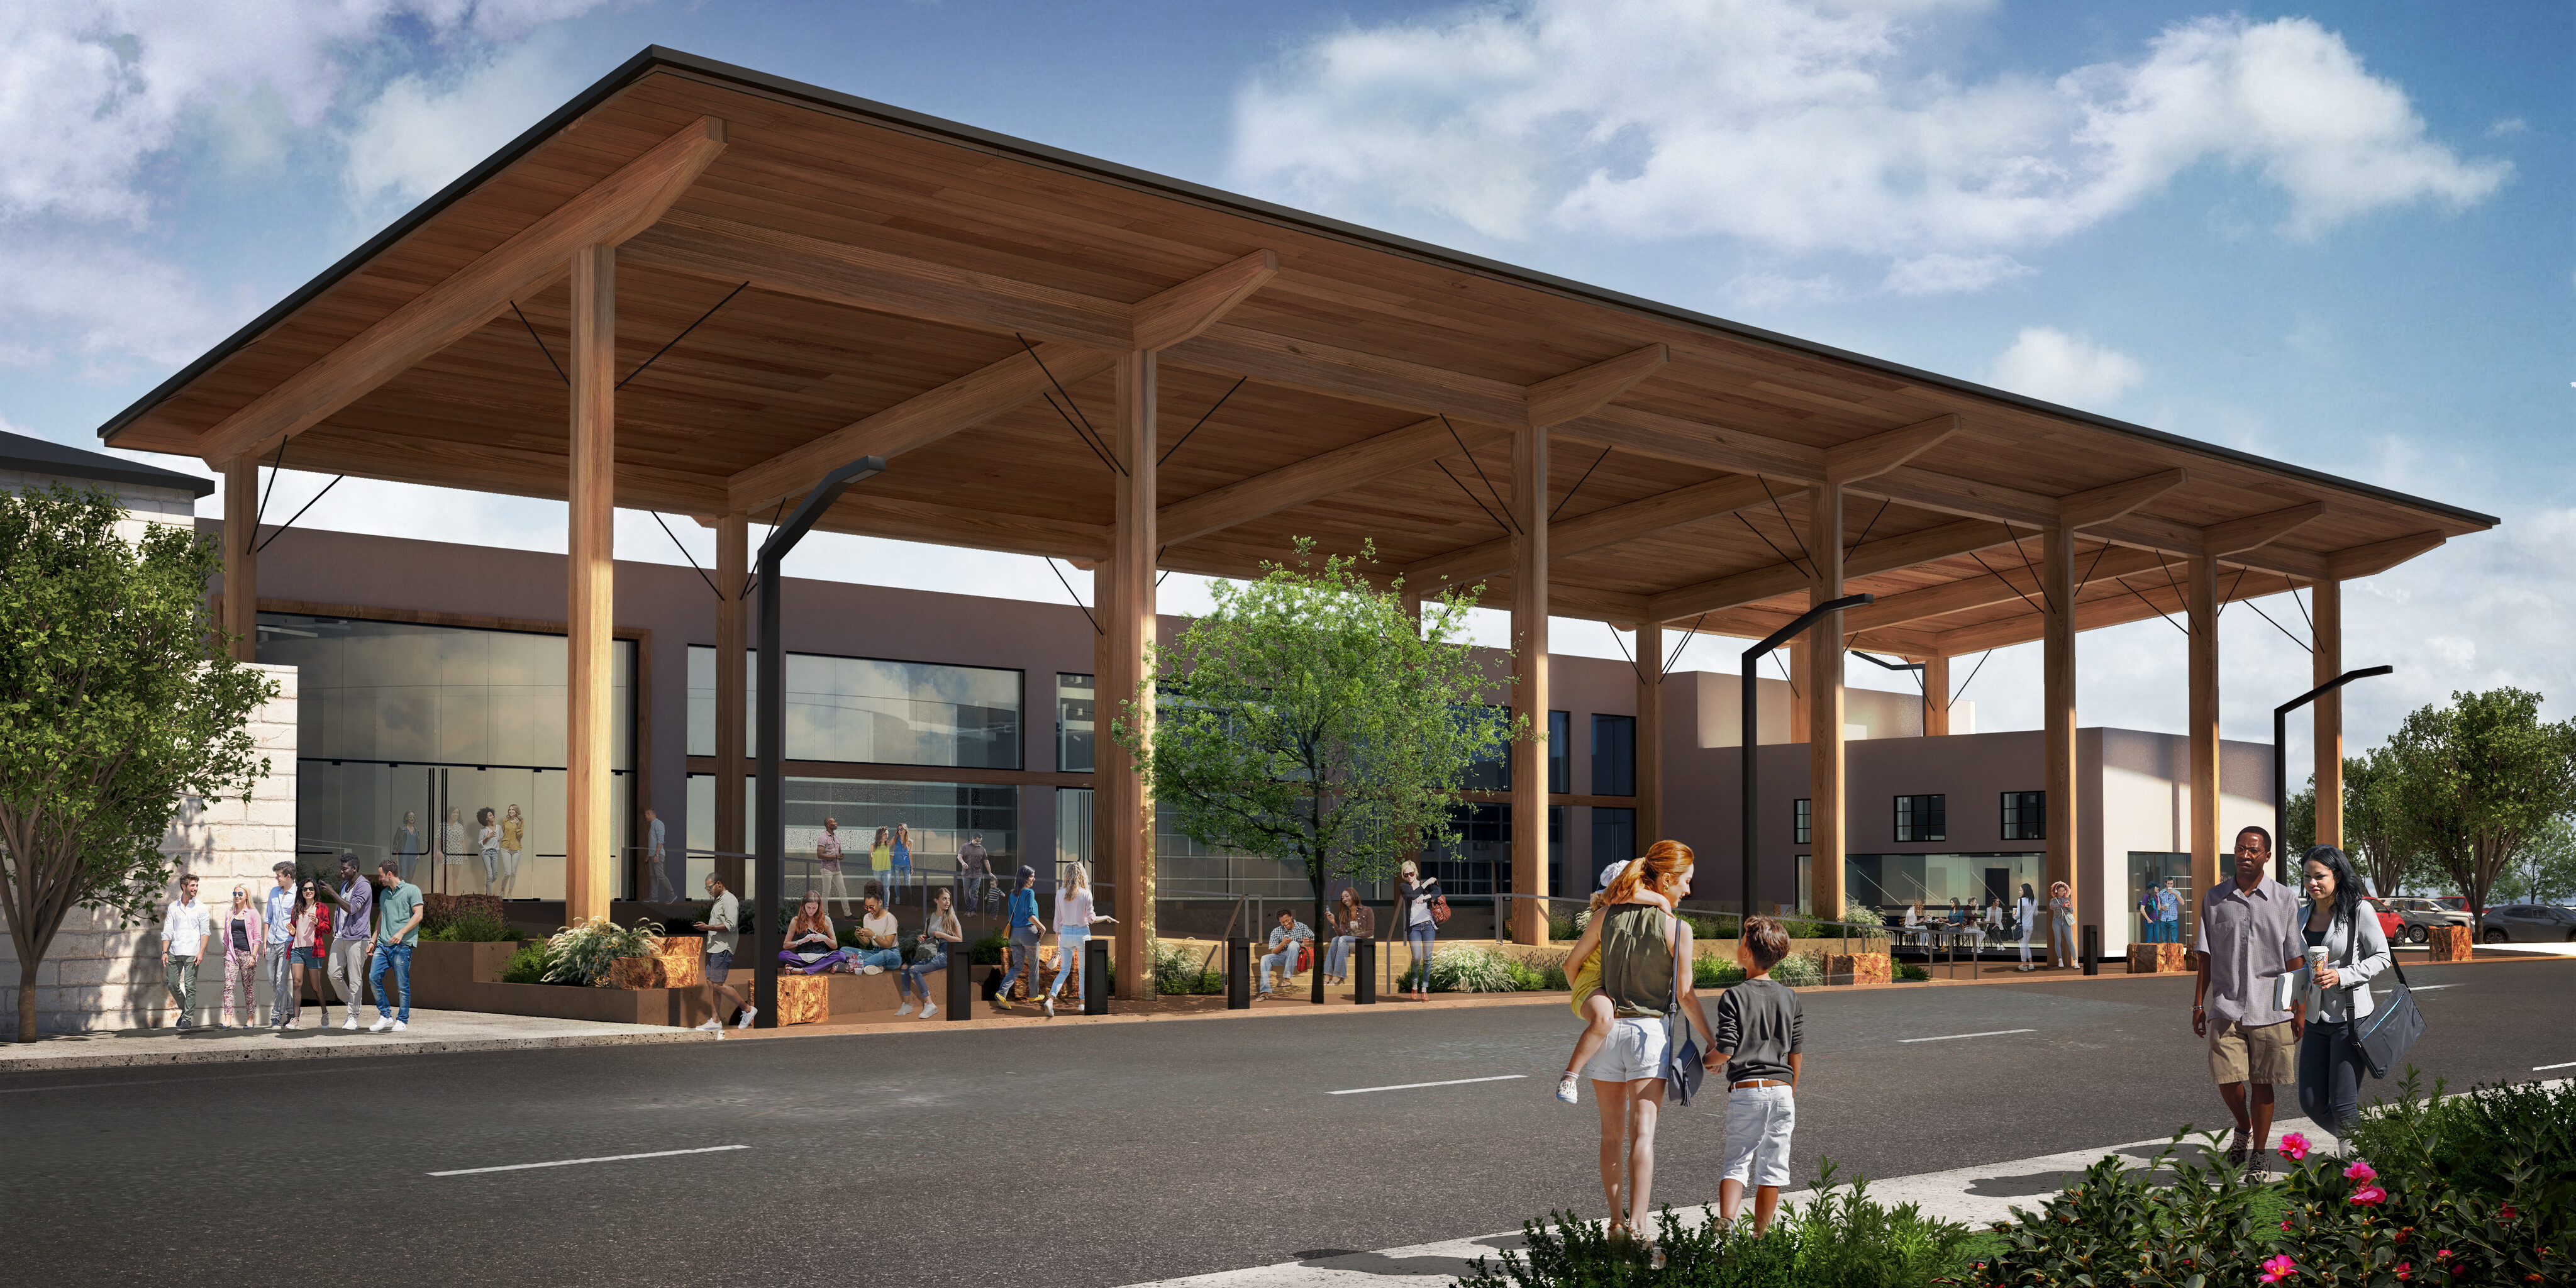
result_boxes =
[282,1019,299,1030]
[735,1005,758,1030]
[896,1001,914,1016]
[920,1002,937,1019]
[860,965,884,975]
[369,1016,392,1032]
[694,1018,723,1031]
[341,1016,360,1031]
[1043,997,1055,1018]
[390,1020,407,1032]
[1556,1073,1580,1104]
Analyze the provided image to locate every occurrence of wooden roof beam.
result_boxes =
[1133,250,1279,350]
[1158,417,1511,548]
[2327,530,2445,579]
[1556,406,1825,482]
[1644,517,2021,624]
[194,116,730,467]
[2205,501,2328,555]
[1825,414,1960,484]
[1406,473,1774,586]
[1527,345,1667,427]
[1843,543,2172,633]
[2058,468,2188,529]
[1164,326,1526,424]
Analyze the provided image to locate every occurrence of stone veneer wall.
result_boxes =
[2,663,297,1035]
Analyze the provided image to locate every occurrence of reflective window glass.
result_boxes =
[688,647,1021,769]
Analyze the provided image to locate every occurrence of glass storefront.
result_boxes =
[2128,851,2193,943]
[682,774,1018,911]
[687,647,1021,769]
[1421,803,1565,899]
[1057,674,1094,773]
[1835,852,2045,921]
[257,612,634,901]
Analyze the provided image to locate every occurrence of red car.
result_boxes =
[2363,899,2404,943]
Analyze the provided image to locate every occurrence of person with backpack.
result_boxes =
[1396,860,1443,1002]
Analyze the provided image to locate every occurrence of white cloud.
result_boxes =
[1231,3,2508,289]
[1986,326,2146,409]
[2487,117,2527,137]
[343,33,593,215]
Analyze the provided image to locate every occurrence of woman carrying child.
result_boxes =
[1552,858,1675,1104]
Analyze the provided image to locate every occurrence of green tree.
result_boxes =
[2342,747,2428,899]
[2283,786,2316,856]
[2384,689,2576,934]
[2493,814,2576,905]
[1,484,277,1041]
[1111,541,1524,1002]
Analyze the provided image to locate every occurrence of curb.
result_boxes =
[0,1028,716,1074]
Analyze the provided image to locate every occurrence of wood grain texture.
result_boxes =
[2058,469,2187,529]
[714,512,748,891]
[1132,250,1279,350]
[1824,414,1958,484]
[2187,552,2221,903]
[1108,351,1155,1001]
[2042,525,2077,955]
[222,455,258,662]
[2203,501,2327,555]
[566,243,617,926]
[1526,343,1667,428]
[1509,421,1550,944]
[1409,472,1772,586]
[2313,577,2343,851]
[1807,484,1846,922]
[1636,622,1663,844]
[1160,416,1508,548]
[2327,531,2443,579]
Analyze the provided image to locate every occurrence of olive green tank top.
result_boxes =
[1597,904,1677,1018]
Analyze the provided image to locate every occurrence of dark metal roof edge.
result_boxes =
[101,46,2500,533]
[2,428,214,497]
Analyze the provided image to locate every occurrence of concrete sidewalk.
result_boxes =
[0,1008,713,1074]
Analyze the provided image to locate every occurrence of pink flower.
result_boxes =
[2394,1264,2412,1281]
[2281,1218,2294,1230]
[2279,1132,2311,1160]
[2260,1253,2299,1282]
[2499,1204,2519,1221]
[2351,1185,2388,1206]
[2343,1159,2379,1183]
[2434,1250,2453,1260]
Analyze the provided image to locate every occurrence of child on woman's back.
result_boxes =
[1553,858,1674,1104]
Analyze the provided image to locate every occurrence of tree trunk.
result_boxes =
[1310,856,1327,1006]
[16,951,38,1043]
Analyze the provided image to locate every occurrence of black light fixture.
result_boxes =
[1742,594,1872,924]
[2275,665,2392,882]
[752,455,887,1028]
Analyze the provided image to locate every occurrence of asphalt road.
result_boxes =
[5,960,2567,1287]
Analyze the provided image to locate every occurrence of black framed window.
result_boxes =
[1592,808,1636,886]
[1591,714,1636,796]
[1548,711,1571,794]
[1895,794,1948,843]
[1794,797,1812,845]
[2001,791,2046,841]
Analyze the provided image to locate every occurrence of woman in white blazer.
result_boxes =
[2295,845,2392,1133]
[2015,884,2039,971]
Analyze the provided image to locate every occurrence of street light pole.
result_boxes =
[752,456,887,1028]
[1742,594,1873,927]
[2273,664,2392,882]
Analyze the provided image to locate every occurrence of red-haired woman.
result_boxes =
[1550,840,1718,1263]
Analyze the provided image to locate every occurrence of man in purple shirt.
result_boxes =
[2193,825,2306,1182]
[326,852,376,1031]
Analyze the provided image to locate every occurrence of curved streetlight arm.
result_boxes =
[2273,664,2392,882]
[1743,592,1874,923]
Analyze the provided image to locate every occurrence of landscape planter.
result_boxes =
[2128,943,2192,974]
[2426,924,2472,962]
[1827,953,1891,986]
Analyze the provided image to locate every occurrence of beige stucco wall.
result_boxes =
[1,663,297,1035]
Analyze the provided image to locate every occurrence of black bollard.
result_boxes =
[1354,938,1376,1005]
[1084,938,1109,1015]
[1227,936,1251,1009]
[2082,924,2100,976]
[945,940,971,1020]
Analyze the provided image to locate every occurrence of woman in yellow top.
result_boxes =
[869,826,894,896]
[497,805,525,897]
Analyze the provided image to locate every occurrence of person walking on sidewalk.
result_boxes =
[2295,845,2390,1136]
[216,885,264,1028]
[1042,862,1115,1017]
[367,859,423,1032]
[1396,860,1443,1001]
[158,872,212,1030]
[286,877,333,1030]
[2193,825,2306,1182]
[694,874,752,1033]
[261,862,296,1027]
[992,866,1045,1013]
[2015,884,2039,972]
[2049,880,2076,969]
[1711,914,1804,1239]
[957,834,991,913]
[644,807,677,903]
[326,853,375,1030]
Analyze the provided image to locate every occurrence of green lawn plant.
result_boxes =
[1150,939,1226,994]
[0,483,280,1041]
[1111,540,1524,998]
[542,917,663,985]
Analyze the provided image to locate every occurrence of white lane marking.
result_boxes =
[2407,984,2460,991]
[2536,1061,2576,1071]
[428,1145,748,1176]
[1328,1074,1526,1096]
[1899,1028,2036,1043]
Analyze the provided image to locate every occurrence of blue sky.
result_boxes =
[4,0,2568,769]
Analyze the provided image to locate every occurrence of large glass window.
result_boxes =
[1895,794,1948,843]
[2128,851,2192,945]
[1057,674,1094,772]
[1591,808,1636,889]
[258,612,635,901]
[1591,714,1636,797]
[1793,797,1813,845]
[687,647,1021,769]
[2001,791,2046,841]
[1458,706,1511,791]
[1845,852,2043,921]
[681,774,1018,913]
[1547,711,1570,794]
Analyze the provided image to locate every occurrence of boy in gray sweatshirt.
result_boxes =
[1709,914,1803,1235]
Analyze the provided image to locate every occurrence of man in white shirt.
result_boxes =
[159,872,212,1030]
[692,874,751,1033]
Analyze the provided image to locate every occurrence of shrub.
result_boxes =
[542,917,663,986]
[1548,913,1582,941]
[1462,1160,1971,1287]
[1896,962,1930,982]
[421,892,508,935]
[1770,950,1823,987]
[1150,940,1226,995]
[971,930,1007,965]
[1426,944,1520,992]
[1694,956,1746,989]
[499,943,552,984]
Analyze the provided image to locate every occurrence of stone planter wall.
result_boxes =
[2427,924,2472,962]
[1826,953,1890,986]
[2128,943,2192,974]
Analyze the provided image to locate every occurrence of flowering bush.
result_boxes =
[542,916,663,985]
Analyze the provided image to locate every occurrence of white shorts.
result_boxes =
[1584,1016,1667,1084]
[1722,1085,1797,1188]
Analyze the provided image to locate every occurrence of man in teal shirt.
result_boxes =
[368,858,424,1031]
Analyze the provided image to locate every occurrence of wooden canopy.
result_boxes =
[99,47,2492,657]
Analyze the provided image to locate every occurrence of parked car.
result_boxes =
[2360,897,2405,943]
[2481,903,2576,943]
[2379,896,2473,945]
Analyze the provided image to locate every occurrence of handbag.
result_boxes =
[1429,894,1450,926]
[1662,914,1705,1107]
[2346,906,2423,1079]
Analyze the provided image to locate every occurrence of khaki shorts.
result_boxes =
[2209,1016,2297,1084]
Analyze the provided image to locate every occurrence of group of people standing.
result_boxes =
[808,818,964,916]
[158,854,426,1033]
[386,804,526,897]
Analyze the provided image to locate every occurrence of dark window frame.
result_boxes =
[2001,791,2046,841]
[1591,713,1636,797]
[1894,794,1948,843]
[1793,797,1812,845]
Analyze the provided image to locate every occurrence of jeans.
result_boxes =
[265,945,296,1023]
[326,938,370,1007]
[397,852,420,884]
[2052,914,2075,967]
[164,954,200,1022]
[369,942,414,1022]
[1047,930,1088,1000]
[482,847,503,891]
[997,929,1043,997]
[1324,935,1357,979]
[899,953,945,1000]
[648,852,678,902]
[1258,946,1302,992]
[2298,1018,2367,1134]
[1404,921,1436,991]
[962,874,987,911]
[853,947,904,972]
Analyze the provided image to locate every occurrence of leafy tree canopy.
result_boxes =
[2384,687,2576,927]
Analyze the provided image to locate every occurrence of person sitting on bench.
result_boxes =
[1257,908,1313,997]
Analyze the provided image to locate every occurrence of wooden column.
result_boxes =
[1805,485,1845,922]
[565,243,617,924]
[221,455,258,662]
[714,511,749,894]
[1636,623,1663,845]
[1106,353,1157,999]
[1508,423,1549,945]
[1091,562,1113,895]
[2187,552,2222,901]
[1922,653,1950,737]
[2042,526,2079,960]
[2312,579,2344,851]
[1786,640,1812,743]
